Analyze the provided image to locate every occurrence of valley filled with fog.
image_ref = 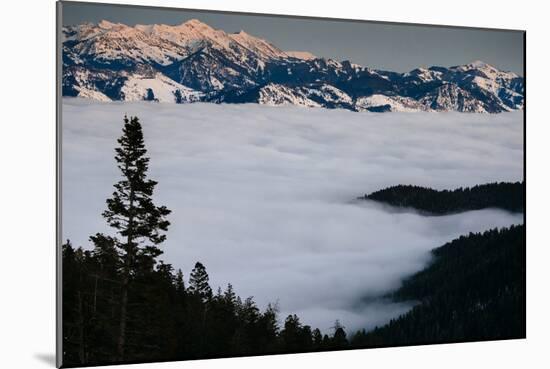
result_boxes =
[62,99,523,333]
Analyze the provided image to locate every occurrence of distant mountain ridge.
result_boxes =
[62,19,524,113]
[360,182,525,214]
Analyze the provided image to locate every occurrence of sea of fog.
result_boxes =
[62,99,524,334]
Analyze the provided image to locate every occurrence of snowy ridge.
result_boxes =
[62,19,524,113]
[259,84,322,107]
[356,95,430,112]
[420,84,486,113]
[75,87,112,102]
[258,83,353,109]
[284,51,317,60]
[120,73,203,103]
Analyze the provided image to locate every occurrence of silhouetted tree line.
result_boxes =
[62,115,525,366]
[361,182,525,214]
[62,115,351,367]
[352,225,525,347]
[63,242,358,366]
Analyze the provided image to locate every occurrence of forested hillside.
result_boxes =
[63,242,353,366]
[361,182,524,214]
[64,224,526,365]
[350,225,525,347]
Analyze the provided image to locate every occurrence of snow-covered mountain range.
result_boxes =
[62,19,524,113]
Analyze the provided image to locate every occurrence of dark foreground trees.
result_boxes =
[63,224,526,366]
[64,115,172,364]
[63,223,526,366]
[62,241,355,366]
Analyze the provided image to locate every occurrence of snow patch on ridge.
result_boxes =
[356,95,429,112]
[120,73,203,103]
[259,84,321,107]
[285,51,317,60]
[75,87,112,102]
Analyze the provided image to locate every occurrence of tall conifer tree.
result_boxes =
[98,115,171,361]
[188,262,212,301]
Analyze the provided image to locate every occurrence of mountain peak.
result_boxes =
[182,18,210,28]
[469,60,490,68]
[461,60,500,72]
[455,60,520,79]
[134,24,156,34]
[285,51,317,60]
[228,30,286,60]
[97,19,124,30]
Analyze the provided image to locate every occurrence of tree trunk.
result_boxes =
[117,184,135,361]
[77,291,86,364]
[117,271,129,361]
[93,274,98,315]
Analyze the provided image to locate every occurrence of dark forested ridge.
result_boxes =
[360,182,524,214]
[61,115,525,367]
[63,225,526,366]
[351,225,525,347]
[63,243,351,366]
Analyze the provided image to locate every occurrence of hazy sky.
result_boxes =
[61,2,524,74]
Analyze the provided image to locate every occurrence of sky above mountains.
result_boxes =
[61,2,524,75]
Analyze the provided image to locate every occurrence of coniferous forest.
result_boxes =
[351,225,525,347]
[61,116,525,367]
[361,182,524,214]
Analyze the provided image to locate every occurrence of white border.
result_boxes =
[1,1,548,368]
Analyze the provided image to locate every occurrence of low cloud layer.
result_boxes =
[62,100,524,333]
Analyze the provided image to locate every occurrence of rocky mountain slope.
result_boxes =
[62,19,524,113]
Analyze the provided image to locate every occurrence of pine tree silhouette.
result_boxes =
[188,262,212,301]
[98,115,171,361]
